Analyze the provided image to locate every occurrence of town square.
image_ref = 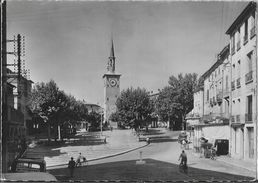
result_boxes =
[1,0,258,182]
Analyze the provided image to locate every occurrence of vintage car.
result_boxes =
[11,158,46,173]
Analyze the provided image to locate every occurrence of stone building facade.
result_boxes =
[226,2,256,160]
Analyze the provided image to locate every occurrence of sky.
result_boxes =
[6,0,248,105]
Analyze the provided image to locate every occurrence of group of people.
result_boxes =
[68,153,87,177]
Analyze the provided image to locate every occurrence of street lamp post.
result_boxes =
[100,112,103,135]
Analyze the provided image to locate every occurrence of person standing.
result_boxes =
[68,157,76,178]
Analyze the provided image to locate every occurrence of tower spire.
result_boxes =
[107,38,116,73]
[110,39,115,59]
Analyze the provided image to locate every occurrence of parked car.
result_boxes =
[11,158,46,173]
[3,172,57,181]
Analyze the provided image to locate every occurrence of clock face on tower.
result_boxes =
[109,78,117,87]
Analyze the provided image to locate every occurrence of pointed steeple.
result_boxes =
[107,38,116,73]
[110,39,115,59]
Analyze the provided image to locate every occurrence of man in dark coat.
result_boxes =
[68,157,76,177]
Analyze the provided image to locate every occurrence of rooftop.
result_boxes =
[226,2,256,35]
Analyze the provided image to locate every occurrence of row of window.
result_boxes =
[231,71,253,91]
[231,95,253,123]
[208,66,222,82]
[231,12,256,55]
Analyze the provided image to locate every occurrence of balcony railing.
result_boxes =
[250,26,256,39]
[244,34,248,45]
[216,92,222,104]
[186,113,200,119]
[210,99,213,106]
[237,41,241,51]
[202,113,230,123]
[245,113,253,123]
[231,115,235,123]
[245,71,253,84]
[236,78,241,88]
[231,80,235,91]
[231,46,235,55]
[213,96,216,105]
[223,87,230,97]
[236,114,241,123]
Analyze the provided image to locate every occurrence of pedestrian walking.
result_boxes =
[178,150,187,166]
[146,137,150,144]
[76,152,83,167]
[178,150,188,173]
[68,157,76,178]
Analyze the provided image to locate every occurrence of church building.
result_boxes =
[103,40,121,127]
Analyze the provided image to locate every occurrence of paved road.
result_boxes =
[87,137,254,178]
[48,129,254,181]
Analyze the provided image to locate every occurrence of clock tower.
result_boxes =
[103,40,121,126]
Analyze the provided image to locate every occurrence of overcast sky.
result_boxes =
[6,0,248,105]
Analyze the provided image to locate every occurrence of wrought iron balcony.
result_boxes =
[210,99,213,107]
[231,80,235,91]
[245,113,253,123]
[213,96,216,105]
[243,34,248,45]
[223,87,230,97]
[236,78,241,88]
[216,92,222,104]
[250,26,256,39]
[236,115,241,123]
[245,71,253,84]
[237,41,241,51]
[231,115,235,123]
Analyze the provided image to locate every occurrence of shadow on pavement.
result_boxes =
[141,129,166,136]
[150,136,178,143]
[24,149,66,159]
[49,158,252,181]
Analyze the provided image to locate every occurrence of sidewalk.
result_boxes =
[189,147,256,176]
[216,155,256,173]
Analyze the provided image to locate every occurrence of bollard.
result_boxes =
[136,151,145,165]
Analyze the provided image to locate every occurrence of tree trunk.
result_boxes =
[58,124,61,140]
[47,123,51,142]
[182,114,186,130]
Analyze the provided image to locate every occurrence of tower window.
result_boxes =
[107,97,109,101]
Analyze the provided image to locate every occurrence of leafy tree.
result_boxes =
[87,111,101,130]
[29,80,88,140]
[29,80,62,140]
[114,87,154,130]
[156,73,198,130]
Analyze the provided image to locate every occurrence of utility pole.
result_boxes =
[1,0,7,174]
[255,1,258,180]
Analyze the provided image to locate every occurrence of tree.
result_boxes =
[28,80,88,141]
[155,86,177,122]
[87,111,101,130]
[114,87,154,130]
[156,73,198,130]
[29,80,62,140]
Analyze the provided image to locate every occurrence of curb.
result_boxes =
[47,143,149,169]
[190,150,255,173]
[216,158,256,173]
